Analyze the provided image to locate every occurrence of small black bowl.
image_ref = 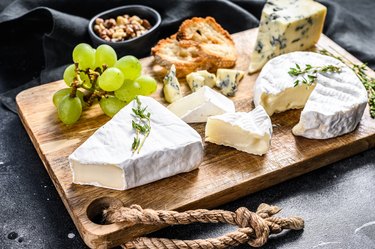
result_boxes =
[88,5,161,58]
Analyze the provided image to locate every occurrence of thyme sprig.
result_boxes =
[131,96,151,154]
[319,49,375,118]
[288,63,341,87]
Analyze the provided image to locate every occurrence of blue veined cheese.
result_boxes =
[216,69,245,96]
[194,70,217,88]
[167,86,235,123]
[249,0,327,73]
[69,96,204,190]
[163,64,182,103]
[186,73,205,92]
[186,70,217,92]
[205,106,272,155]
[254,52,368,139]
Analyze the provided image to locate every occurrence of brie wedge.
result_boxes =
[69,96,204,190]
[254,51,368,139]
[167,86,235,123]
[205,106,272,155]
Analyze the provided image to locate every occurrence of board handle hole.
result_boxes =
[87,197,124,225]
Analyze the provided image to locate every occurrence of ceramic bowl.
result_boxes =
[88,5,161,58]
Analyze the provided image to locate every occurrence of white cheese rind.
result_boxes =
[205,106,272,155]
[254,51,368,139]
[69,96,204,190]
[292,73,367,139]
[167,86,235,123]
[249,0,327,73]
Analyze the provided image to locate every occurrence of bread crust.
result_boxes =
[152,17,236,78]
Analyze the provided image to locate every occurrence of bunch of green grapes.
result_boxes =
[52,43,157,124]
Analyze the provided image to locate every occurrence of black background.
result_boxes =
[0,0,375,248]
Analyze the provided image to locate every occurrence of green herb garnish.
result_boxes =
[131,96,151,154]
[319,49,375,118]
[288,63,341,87]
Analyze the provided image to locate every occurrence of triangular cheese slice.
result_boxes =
[69,96,203,190]
[167,86,235,123]
[205,106,272,155]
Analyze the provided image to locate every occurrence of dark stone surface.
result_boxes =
[1,0,375,248]
[1,102,375,248]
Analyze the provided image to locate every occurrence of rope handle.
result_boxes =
[104,203,304,248]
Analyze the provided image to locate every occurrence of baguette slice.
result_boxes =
[177,17,236,68]
[152,35,209,78]
[152,17,236,78]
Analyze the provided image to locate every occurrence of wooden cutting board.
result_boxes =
[16,28,375,248]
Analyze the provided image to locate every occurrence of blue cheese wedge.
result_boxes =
[186,70,217,92]
[216,69,245,96]
[69,96,204,190]
[205,106,272,155]
[186,73,205,92]
[254,51,368,139]
[249,0,327,73]
[167,86,235,123]
[163,64,182,103]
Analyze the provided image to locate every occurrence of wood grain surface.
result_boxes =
[16,28,375,248]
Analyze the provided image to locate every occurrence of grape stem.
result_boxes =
[69,63,82,98]
[75,65,107,106]
[85,90,107,106]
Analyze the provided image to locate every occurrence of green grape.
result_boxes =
[63,64,76,86]
[98,67,124,92]
[57,95,82,125]
[72,43,95,70]
[99,95,126,117]
[80,72,92,89]
[114,79,141,102]
[53,88,71,107]
[136,75,157,96]
[95,45,117,69]
[53,88,84,107]
[114,55,142,80]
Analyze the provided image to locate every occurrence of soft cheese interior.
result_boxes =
[255,84,315,116]
[249,0,327,73]
[69,96,204,190]
[167,86,235,123]
[254,51,368,139]
[205,106,272,155]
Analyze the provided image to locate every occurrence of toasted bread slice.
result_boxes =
[177,17,236,68]
[152,35,208,78]
[152,17,236,78]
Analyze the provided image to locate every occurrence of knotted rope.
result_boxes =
[104,203,304,248]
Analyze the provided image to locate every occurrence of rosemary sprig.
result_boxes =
[131,96,151,154]
[288,63,341,87]
[319,49,375,118]
[351,64,375,118]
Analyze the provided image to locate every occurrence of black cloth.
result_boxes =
[1,0,375,113]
